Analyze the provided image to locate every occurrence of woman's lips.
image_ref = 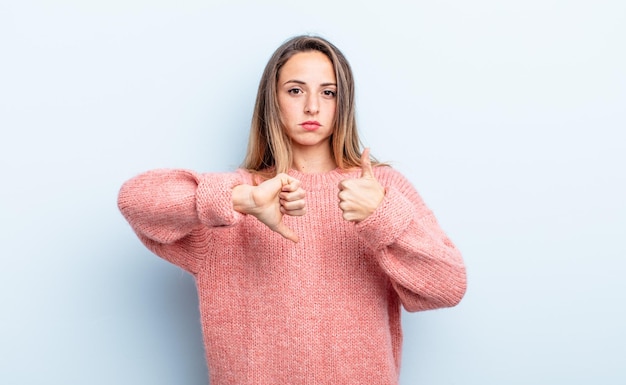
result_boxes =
[301,121,321,131]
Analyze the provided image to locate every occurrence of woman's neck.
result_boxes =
[291,145,337,174]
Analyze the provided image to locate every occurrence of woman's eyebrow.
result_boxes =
[282,79,337,87]
[283,79,306,85]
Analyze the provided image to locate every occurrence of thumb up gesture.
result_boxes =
[338,148,385,222]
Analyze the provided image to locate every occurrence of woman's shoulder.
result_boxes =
[372,164,404,179]
[339,163,410,184]
[372,164,422,192]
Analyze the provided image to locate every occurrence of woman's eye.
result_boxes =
[288,88,302,95]
[323,90,336,97]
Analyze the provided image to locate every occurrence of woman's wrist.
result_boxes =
[232,184,254,214]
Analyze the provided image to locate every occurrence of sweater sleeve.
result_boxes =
[117,169,245,272]
[356,168,467,312]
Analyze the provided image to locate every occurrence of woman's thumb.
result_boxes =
[275,222,299,243]
[360,148,374,178]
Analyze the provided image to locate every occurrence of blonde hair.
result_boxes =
[242,35,369,177]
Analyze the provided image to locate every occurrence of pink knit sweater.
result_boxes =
[118,166,466,385]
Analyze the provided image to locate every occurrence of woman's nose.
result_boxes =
[304,95,319,114]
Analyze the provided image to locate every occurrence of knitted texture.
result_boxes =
[118,166,467,385]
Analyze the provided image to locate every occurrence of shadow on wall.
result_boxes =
[104,238,209,384]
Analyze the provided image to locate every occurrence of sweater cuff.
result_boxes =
[356,186,414,250]
[195,172,245,227]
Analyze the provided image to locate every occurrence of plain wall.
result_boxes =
[1,1,624,384]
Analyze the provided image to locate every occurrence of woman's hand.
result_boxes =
[233,173,305,242]
[338,148,385,222]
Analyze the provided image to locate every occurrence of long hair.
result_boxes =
[242,35,367,177]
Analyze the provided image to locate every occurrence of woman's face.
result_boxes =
[277,50,337,152]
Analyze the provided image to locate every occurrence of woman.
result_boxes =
[118,35,466,385]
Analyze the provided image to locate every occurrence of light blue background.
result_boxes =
[1,1,625,384]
